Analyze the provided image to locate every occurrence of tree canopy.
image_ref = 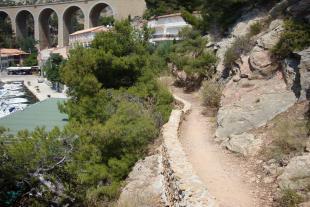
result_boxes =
[44,53,65,83]
[0,20,173,206]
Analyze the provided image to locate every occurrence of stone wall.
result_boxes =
[161,95,217,207]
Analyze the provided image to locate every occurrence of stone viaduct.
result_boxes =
[0,0,146,49]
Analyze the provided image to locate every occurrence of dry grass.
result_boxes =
[201,80,223,109]
[264,103,309,161]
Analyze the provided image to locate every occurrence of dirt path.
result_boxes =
[173,87,271,207]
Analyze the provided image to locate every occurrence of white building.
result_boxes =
[148,13,190,43]
[69,26,109,48]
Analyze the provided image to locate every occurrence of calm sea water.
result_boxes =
[0,81,38,118]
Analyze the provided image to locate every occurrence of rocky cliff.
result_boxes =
[117,1,310,206]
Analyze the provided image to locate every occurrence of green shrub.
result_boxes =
[224,36,253,68]
[249,22,263,36]
[272,19,310,59]
[170,28,218,77]
[201,81,222,108]
[278,189,303,207]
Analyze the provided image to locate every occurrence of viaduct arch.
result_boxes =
[0,0,146,49]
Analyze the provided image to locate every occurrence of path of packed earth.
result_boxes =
[172,87,272,207]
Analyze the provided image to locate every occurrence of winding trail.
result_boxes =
[172,87,269,207]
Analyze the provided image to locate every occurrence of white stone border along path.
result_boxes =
[161,94,217,207]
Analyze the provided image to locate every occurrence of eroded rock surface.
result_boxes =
[216,74,297,138]
[117,154,163,207]
[299,48,310,100]
[223,133,262,156]
[249,20,284,78]
[249,46,279,77]
[278,154,310,191]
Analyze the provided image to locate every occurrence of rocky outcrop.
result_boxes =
[214,10,266,75]
[249,47,279,78]
[282,47,310,100]
[278,154,310,191]
[257,19,284,50]
[171,65,205,92]
[222,133,262,156]
[249,20,284,78]
[287,0,310,23]
[269,0,310,22]
[117,155,163,207]
[298,48,310,100]
[216,74,297,138]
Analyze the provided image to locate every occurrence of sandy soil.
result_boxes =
[172,87,272,207]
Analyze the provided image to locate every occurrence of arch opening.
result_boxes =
[39,8,58,49]
[16,10,34,42]
[89,3,114,28]
[0,11,14,48]
[63,6,84,46]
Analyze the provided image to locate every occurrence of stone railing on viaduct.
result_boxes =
[0,0,146,49]
[160,95,217,207]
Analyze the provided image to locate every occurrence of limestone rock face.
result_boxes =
[249,46,279,77]
[257,19,284,50]
[282,47,310,100]
[214,10,265,75]
[223,133,262,156]
[216,75,297,138]
[248,20,284,78]
[278,154,310,191]
[298,48,310,100]
[282,57,300,91]
[117,154,163,207]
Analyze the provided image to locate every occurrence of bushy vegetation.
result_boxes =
[0,20,173,206]
[224,36,253,68]
[99,16,115,26]
[43,53,65,84]
[265,114,309,162]
[201,80,222,108]
[278,189,303,207]
[23,53,38,66]
[272,19,310,59]
[201,0,280,35]
[170,27,218,90]
[249,21,264,36]
[144,0,203,18]
[0,16,16,48]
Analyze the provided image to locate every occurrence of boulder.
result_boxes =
[299,201,310,207]
[269,0,299,18]
[171,65,205,92]
[249,46,279,77]
[248,19,284,78]
[223,133,262,156]
[278,154,310,191]
[256,19,284,50]
[287,0,310,23]
[282,57,301,97]
[216,74,297,138]
[214,10,265,75]
[117,154,163,207]
[298,48,310,100]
